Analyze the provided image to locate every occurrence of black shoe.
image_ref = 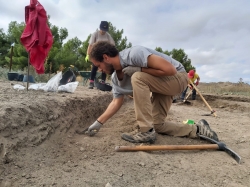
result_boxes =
[196,119,219,141]
[88,82,94,89]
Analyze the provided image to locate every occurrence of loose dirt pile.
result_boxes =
[0,80,250,187]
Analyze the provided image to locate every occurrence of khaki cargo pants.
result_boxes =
[131,71,197,138]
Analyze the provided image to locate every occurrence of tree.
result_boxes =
[155,47,194,71]
[53,37,82,72]
[108,22,132,52]
[0,29,9,67]
[5,21,27,70]
[1,19,70,73]
[78,35,91,70]
[2,19,134,73]
[45,17,69,73]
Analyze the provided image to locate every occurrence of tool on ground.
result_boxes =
[189,81,217,117]
[201,112,217,116]
[183,119,195,125]
[197,134,241,164]
[183,89,193,104]
[115,136,241,164]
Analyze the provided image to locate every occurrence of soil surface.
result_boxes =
[0,80,250,187]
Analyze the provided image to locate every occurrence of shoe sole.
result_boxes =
[121,134,156,144]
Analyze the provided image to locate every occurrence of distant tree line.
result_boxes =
[0,18,194,73]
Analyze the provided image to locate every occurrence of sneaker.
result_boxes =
[196,119,219,141]
[121,128,156,143]
[88,81,94,89]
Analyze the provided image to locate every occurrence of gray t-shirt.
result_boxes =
[89,30,115,45]
[111,46,186,98]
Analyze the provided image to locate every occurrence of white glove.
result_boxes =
[85,120,102,136]
[122,66,141,76]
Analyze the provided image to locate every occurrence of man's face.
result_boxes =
[91,58,114,75]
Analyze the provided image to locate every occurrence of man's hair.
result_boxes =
[90,41,118,62]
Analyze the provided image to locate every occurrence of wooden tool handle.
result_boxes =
[115,144,219,152]
[183,89,192,101]
[189,81,217,117]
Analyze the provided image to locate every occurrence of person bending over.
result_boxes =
[85,41,218,143]
[180,69,200,101]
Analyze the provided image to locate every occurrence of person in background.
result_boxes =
[85,41,218,143]
[180,69,200,101]
[85,21,115,89]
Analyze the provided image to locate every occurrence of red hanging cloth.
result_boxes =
[20,0,53,74]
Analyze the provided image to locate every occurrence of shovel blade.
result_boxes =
[198,134,241,164]
[223,146,241,164]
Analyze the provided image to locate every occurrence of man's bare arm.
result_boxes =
[87,44,92,55]
[143,54,177,76]
[97,96,124,124]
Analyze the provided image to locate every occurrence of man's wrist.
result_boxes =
[97,120,103,125]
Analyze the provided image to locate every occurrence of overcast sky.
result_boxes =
[0,0,249,83]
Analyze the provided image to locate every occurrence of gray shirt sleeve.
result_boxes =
[120,46,152,68]
[88,31,97,45]
[111,72,133,98]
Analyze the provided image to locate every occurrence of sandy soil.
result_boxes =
[0,80,250,187]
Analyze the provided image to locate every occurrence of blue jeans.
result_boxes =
[180,86,196,100]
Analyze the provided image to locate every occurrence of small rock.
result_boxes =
[119,173,123,177]
[48,115,54,120]
[105,182,112,187]
[80,147,85,152]
[138,162,145,167]
[63,168,72,173]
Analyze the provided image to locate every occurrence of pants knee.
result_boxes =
[131,72,142,85]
